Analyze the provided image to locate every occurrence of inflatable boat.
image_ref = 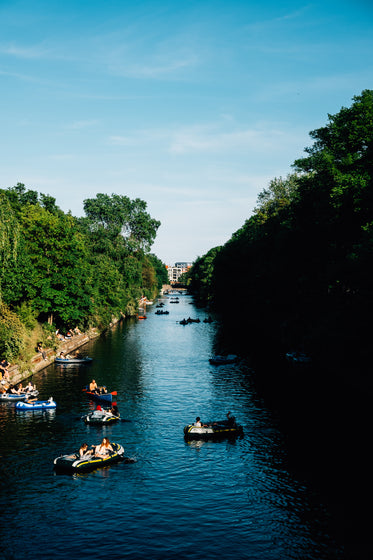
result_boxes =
[55,356,92,364]
[0,390,39,402]
[82,387,116,404]
[82,409,120,425]
[53,442,126,472]
[184,420,243,440]
[15,398,56,411]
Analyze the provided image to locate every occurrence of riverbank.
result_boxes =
[3,327,101,387]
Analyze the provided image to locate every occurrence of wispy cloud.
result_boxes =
[0,42,50,59]
[65,120,99,130]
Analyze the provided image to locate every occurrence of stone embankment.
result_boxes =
[6,328,100,386]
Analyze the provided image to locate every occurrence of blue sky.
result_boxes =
[1,0,372,265]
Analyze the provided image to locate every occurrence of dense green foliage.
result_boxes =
[187,90,373,365]
[0,186,166,360]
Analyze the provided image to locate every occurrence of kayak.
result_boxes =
[15,398,56,411]
[82,409,120,425]
[0,391,39,402]
[53,442,127,472]
[82,387,116,404]
[55,357,92,364]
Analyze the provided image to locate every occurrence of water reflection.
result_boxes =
[0,295,343,559]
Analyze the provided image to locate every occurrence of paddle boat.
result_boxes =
[55,356,92,364]
[0,390,39,402]
[15,397,56,411]
[82,386,117,404]
[82,407,120,425]
[209,354,238,365]
[53,442,126,473]
[184,415,243,440]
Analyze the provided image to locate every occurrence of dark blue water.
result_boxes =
[0,295,343,559]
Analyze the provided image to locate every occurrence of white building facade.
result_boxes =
[166,262,192,283]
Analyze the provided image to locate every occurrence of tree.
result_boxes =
[83,193,160,252]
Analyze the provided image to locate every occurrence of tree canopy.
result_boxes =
[187,90,373,366]
[0,187,167,360]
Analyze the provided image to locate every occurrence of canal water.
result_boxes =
[0,295,343,559]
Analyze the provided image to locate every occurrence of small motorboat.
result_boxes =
[15,397,56,411]
[82,386,117,404]
[55,356,92,364]
[209,354,238,365]
[53,442,127,472]
[0,390,39,402]
[184,418,243,440]
[82,408,120,425]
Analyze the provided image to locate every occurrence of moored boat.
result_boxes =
[15,397,56,411]
[53,442,126,472]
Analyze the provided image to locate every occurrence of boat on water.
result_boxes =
[209,354,238,365]
[0,390,39,402]
[82,386,117,404]
[285,351,311,364]
[55,356,92,364]
[184,418,244,440]
[15,398,56,411]
[82,408,120,425]
[53,442,126,472]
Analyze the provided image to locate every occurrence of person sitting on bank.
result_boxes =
[37,342,48,361]
[94,437,113,458]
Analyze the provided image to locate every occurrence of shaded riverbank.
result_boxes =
[4,328,101,387]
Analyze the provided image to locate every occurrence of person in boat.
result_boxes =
[59,352,66,359]
[226,411,236,427]
[194,416,208,428]
[94,437,113,458]
[110,404,120,417]
[89,379,99,393]
[79,443,93,458]
[24,381,36,393]
[10,383,24,395]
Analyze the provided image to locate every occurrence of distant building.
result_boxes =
[166,262,192,283]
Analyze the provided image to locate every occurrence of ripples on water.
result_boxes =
[0,296,343,559]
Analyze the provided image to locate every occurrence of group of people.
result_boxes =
[55,327,82,341]
[194,411,236,428]
[78,438,114,459]
[3,381,36,395]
